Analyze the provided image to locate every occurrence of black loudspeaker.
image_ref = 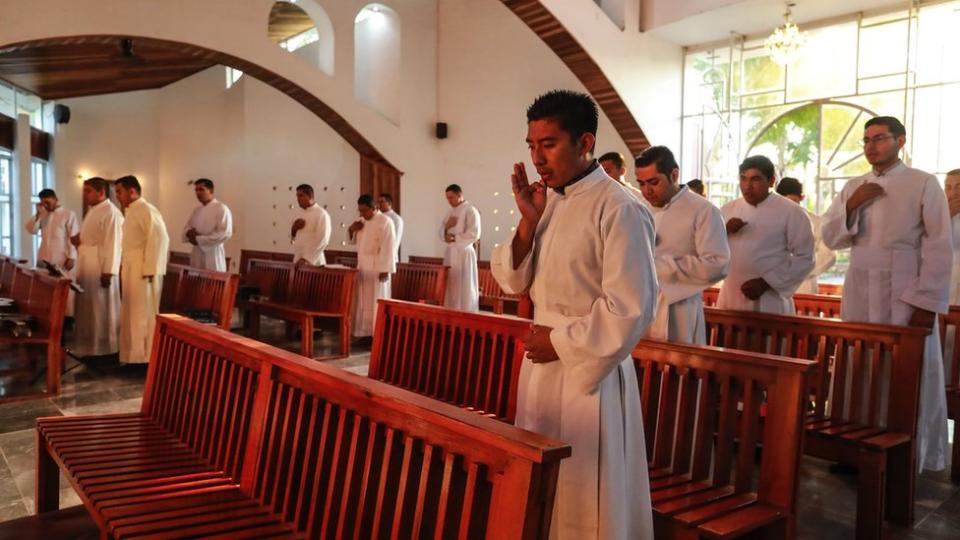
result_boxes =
[53,104,71,124]
[436,122,448,139]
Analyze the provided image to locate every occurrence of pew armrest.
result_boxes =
[697,503,785,539]
[861,432,912,451]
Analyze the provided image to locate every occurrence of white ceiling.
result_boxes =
[648,0,914,47]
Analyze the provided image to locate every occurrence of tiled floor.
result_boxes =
[0,321,958,537]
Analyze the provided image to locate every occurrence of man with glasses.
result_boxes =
[822,116,953,473]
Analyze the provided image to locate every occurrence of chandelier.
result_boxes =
[765,2,807,65]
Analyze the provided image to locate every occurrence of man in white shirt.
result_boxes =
[635,145,729,343]
[440,184,481,312]
[492,90,655,539]
[25,189,80,315]
[291,184,331,266]
[599,150,644,200]
[821,116,953,472]
[775,177,836,295]
[183,178,232,271]
[348,194,397,341]
[718,155,815,314]
[378,192,403,261]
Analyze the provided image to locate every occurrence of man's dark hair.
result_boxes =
[776,177,804,197]
[83,177,110,194]
[865,116,906,138]
[296,184,314,198]
[379,193,393,204]
[357,194,374,208]
[948,169,960,177]
[738,155,776,180]
[526,90,598,147]
[445,184,462,194]
[115,175,142,194]
[38,189,57,199]
[686,179,704,194]
[597,152,625,169]
[635,146,679,176]
[194,178,214,191]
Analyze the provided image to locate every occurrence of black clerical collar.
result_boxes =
[552,160,598,195]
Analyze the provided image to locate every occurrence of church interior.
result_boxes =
[0,0,958,538]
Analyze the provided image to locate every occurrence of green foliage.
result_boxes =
[749,103,820,174]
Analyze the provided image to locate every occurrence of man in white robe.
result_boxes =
[718,155,815,314]
[635,145,729,343]
[25,189,80,315]
[776,177,837,295]
[72,178,123,357]
[599,150,645,201]
[378,193,403,261]
[291,184,331,266]
[945,170,960,304]
[115,176,170,364]
[821,116,953,472]
[440,184,481,312]
[182,178,232,271]
[492,90,655,539]
[349,194,396,339]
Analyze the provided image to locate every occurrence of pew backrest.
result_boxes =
[173,266,240,329]
[144,314,569,539]
[239,249,294,277]
[392,263,448,305]
[286,265,357,314]
[160,263,188,312]
[941,306,960,392]
[409,255,445,266]
[168,251,191,266]
[22,270,70,337]
[244,259,293,302]
[792,293,842,318]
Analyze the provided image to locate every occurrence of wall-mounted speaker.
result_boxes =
[53,104,71,124]
[436,122,448,139]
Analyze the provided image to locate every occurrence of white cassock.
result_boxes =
[796,209,837,295]
[293,203,331,266]
[73,200,123,357]
[350,212,396,337]
[383,209,404,261]
[120,198,170,364]
[182,199,232,271]
[25,206,80,315]
[440,201,481,312]
[492,165,656,540]
[821,161,953,472]
[647,186,730,343]
[951,213,960,304]
[718,193,815,314]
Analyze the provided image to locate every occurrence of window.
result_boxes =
[0,151,13,256]
[225,66,245,89]
[30,159,50,262]
[267,1,335,75]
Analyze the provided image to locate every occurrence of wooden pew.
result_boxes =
[238,248,293,278]
[703,287,843,318]
[704,306,928,538]
[0,255,18,294]
[158,263,187,312]
[237,259,293,327]
[171,266,239,330]
[477,261,533,318]
[392,263,448,305]
[409,255,445,265]
[0,267,71,395]
[939,305,960,484]
[634,339,812,539]
[333,255,358,267]
[819,283,844,296]
[369,300,812,538]
[167,250,191,266]
[250,265,357,357]
[35,314,570,539]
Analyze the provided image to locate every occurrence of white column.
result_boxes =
[14,113,32,262]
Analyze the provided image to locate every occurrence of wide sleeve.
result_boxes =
[656,204,730,287]
[820,179,861,250]
[454,207,481,247]
[550,202,658,394]
[394,215,404,246]
[64,212,79,261]
[100,209,123,275]
[761,206,815,297]
[439,211,449,242]
[196,205,233,249]
[24,212,44,235]
[373,219,397,273]
[143,208,170,276]
[181,207,195,243]
[491,231,535,295]
[900,176,953,313]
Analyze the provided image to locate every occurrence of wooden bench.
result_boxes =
[409,255,445,266]
[819,283,844,296]
[171,266,239,330]
[477,262,533,318]
[167,250,191,266]
[158,263,187,313]
[704,306,928,538]
[237,259,293,328]
[634,339,812,539]
[238,249,293,278]
[0,266,71,396]
[369,300,812,538]
[940,305,960,484]
[333,255,358,267]
[0,255,19,294]
[36,314,570,539]
[392,263,448,305]
[250,265,357,358]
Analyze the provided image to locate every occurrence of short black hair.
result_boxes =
[83,177,110,194]
[686,179,704,193]
[357,194,374,208]
[776,177,803,197]
[194,178,214,191]
[635,146,679,176]
[739,155,776,180]
[865,116,906,138]
[597,152,625,169]
[526,90,598,148]
[445,184,462,194]
[38,189,57,199]
[378,193,393,204]
[115,175,142,194]
[296,184,314,198]
[947,169,960,177]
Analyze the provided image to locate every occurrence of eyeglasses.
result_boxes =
[862,134,898,146]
